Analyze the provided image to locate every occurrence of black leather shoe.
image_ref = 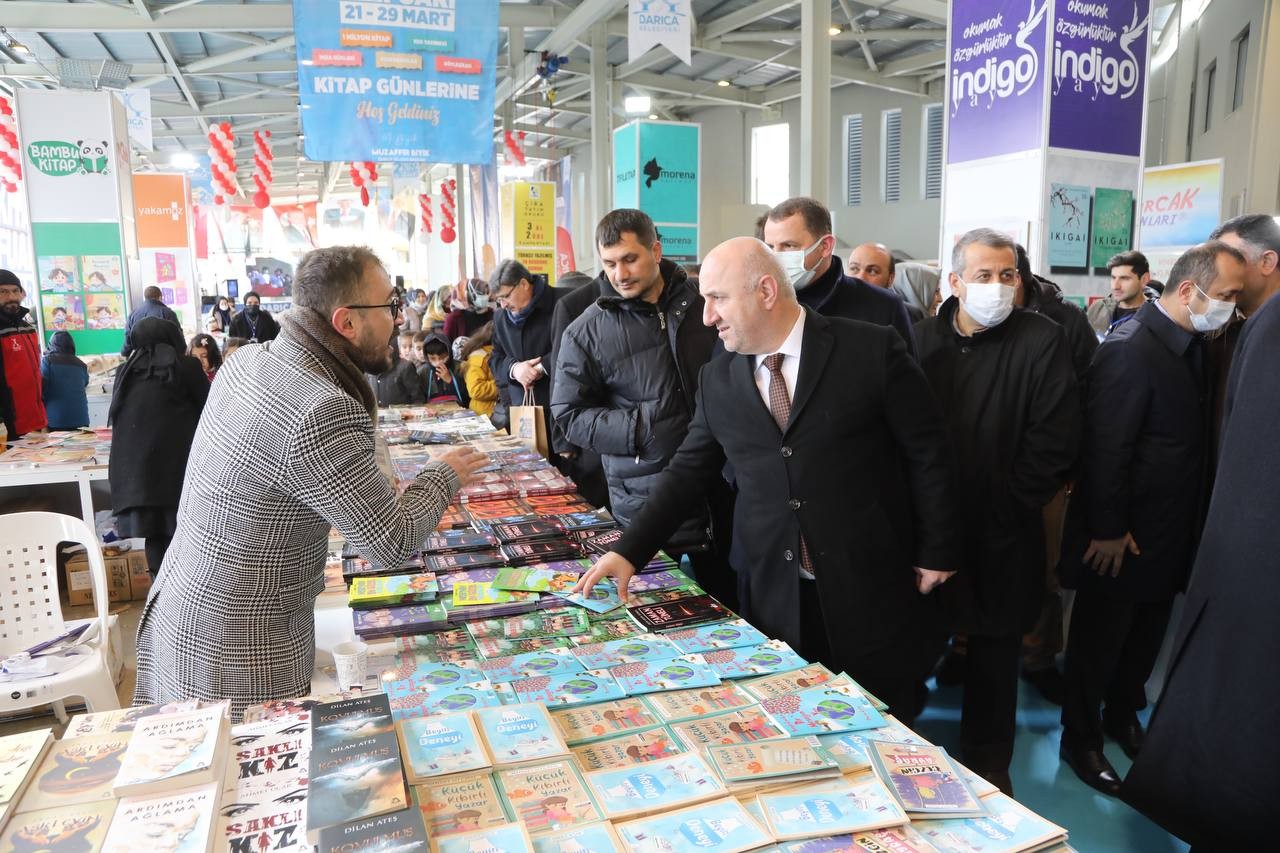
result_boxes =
[1103,714,1145,759]
[1020,666,1064,705]
[1059,743,1123,796]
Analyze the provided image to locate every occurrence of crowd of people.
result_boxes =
[0,200,1275,848]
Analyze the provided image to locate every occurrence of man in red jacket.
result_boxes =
[0,270,47,438]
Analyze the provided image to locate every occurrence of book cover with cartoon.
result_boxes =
[570,727,683,771]
[705,736,838,783]
[474,703,570,766]
[348,573,439,609]
[17,731,130,813]
[84,293,125,330]
[551,580,625,614]
[610,655,722,696]
[666,619,769,654]
[79,255,122,291]
[492,566,583,593]
[433,821,534,853]
[478,648,584,684]
[571,635,683,670]
[912,792,1067,852]
[761,683,886,736]
[776,824,940,852]
[387,682,503,723]
[37,256,77,293]
[507,670,626,708]
[383,662,483,700]
[584,753,726,819]
[112,706,227,795]
[529,820,624,853]
[866,741,986,818]
[398,712,491,781]
[816,718,930,774]
[0,798,117,853]
[494,759,602,834]
[701,640,809,680]
[414,772,511,838]
[644,683,756,723]
[550,698,662,745]
[572,616,646,644]
[613,797,772,853]
[757,776,909,840]
[739,664,838,701]
[474,636,573,659]
[668,707,786,750]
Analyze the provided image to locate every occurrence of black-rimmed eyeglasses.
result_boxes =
[346,296,403,317]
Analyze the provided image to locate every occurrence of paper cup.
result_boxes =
[333,640,369,689]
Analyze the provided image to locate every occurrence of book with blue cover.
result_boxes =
[570,727,684,771]
[352,602,449,639]
[571,635,683,669]
[775,825,939,852]
[705,736,840,784]
[387,682,503,722]
[397,712,491,782]
[756,776,909,840]
[506,669,627,708]
[551,580,625,614]
[760,683,886,736]
[816,718,931,773]
[383,662,483,698]
[911,792,1067,852]
[550,698,663,745]
[610,655,723,696]
[474,635,574,659]
[644,682,757,723]
[433,821,534,853]
[613,797,773,853]
[531,821,625,853]
[701,639,809,679]
[474,702,571,767]
[477,648,585,683]
[666,618,769,654]
[583,753,727,819]
[866,741,986,819]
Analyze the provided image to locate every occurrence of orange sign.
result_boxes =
[133,173,190,248]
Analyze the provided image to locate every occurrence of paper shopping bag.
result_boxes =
[510,389,550,458]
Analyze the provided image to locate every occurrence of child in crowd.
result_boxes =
[187,333,223,382]
[418,332,469,407]
[398,332,418,366]
[41,330,90,430]
[459,322,497,419]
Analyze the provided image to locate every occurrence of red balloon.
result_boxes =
[3,182,17,193]
[214,194,225,205]
[359,186,370,207]
[253,190,270,209]
[440,226,456,244]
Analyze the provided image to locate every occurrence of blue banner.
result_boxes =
[293,0,497,164]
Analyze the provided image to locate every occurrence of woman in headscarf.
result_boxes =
[40,330,90,430]
[893,262,941,322]
[109,317,210,577]
[444,278,493,342]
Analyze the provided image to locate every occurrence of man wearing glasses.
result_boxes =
[489,259,563,438]
[134,245,486,720]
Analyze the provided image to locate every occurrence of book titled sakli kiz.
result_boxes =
[505,669,627,709]
[570,726,684,771]
[571,634,683,670]
[666,618,769,654]
[609,654,723,696]
[761,682,887,737]
[866,740,987,819]
[613,796,773,853]
[551,697,663,746]
[477,647,585,684]
[583,753,727,820]
[102,781,222,853]
[111,705,229,797]
[474,702,571,767]
[493,759,603,835]
[756,775,909,840]
[398,712,492,782]
[702,639,809,680]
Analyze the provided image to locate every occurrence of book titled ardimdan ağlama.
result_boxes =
[102,781,221,853]
[111,706,228,798]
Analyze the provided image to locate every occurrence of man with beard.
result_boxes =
[133,246,486,719]
[0,270,47,438]
[227,290,281,343]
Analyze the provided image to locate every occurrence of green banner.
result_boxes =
[1090,187,1134,270]
[31,222,128,354]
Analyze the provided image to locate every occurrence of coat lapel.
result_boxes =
[787,309,833,433]
[730,350,778,432]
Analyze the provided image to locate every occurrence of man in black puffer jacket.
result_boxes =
[552,209,728,598]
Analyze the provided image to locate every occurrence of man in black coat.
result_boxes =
[122,285,181,356]
[489,260,562,442]
[1058,241,1246,795]
[1121,281,1280,845]
[576,236,958,725]
[227,291,281,343]
[552,209,722,593]
[761,197,917,357]
[915,228,1080,793]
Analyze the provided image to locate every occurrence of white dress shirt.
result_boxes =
[753,308,806,409]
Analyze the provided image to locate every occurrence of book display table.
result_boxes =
[0,430,111,528]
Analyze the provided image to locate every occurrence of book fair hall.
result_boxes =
[2,0,1278,850]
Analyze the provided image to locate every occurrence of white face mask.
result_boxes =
[1189,285,1235,333]
[774,238,826,290]
[960,281,1016,328]
[472,294,490,311]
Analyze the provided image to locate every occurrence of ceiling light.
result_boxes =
[624,95,651,114]
[168,151,198,170]
[648,113,658,120]
[829,26,842,36]
[1,27,32,57]
[717,79,731,88]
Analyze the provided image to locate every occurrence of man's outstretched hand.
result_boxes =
[573,552,638,603]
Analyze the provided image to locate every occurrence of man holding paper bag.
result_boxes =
[490,259,562,456]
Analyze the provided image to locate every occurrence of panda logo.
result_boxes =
[77,140,110,176]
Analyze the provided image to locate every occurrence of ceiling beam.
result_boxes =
[151,95,297,119]
[695,38,926,98]
[880,48,946,77]
[881,0,948,26]
[621,71,765,108]
[495,0,622,109]
[718,28,947,43]
[700,0,798,42]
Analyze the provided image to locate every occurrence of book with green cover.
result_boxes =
[451,582,534,607]
[668,707,787,750]
[413,772,511,838]
[466,609,590,641]
[570,727,684,771]
[571,616,646,644]
[760,683,886,737]
[550,698,663,745]
[644,682,756,723]
[397,712,491,782]
[348,573,439,609]
[705,736,839,784]
[492,566,583,593]
[493,759,603,835]
[610,654,722,695]
[756,776,908,840]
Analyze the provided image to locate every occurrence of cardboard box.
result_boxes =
[65,546,151,605]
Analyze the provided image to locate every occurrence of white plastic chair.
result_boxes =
[0,511,120,721]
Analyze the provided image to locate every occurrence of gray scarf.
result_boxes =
[278,306,378,419]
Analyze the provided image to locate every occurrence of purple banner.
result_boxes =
[947,0,1050,164]
[1049,0,1150,156]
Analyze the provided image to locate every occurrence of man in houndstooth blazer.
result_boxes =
[134,246,485,720]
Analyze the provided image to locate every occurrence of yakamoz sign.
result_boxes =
[1049,0,1150,156]
[947,0,1050,164]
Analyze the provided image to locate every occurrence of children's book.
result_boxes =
[551,581,625,614]
[353,602,449,639]
[475,636,574,659]
[774,825,939,852]
[760,683,886,737]
[550,698,663,746]
[348,573,439,609]
[583,753,727,819]
[569,727,684,771]
[571,616,646,644]
[704,736,840,785]
[0,799,116,853]
[911,792,1067,852]
[613,797,773,853]
[387,682,504,722]
[433,821,535,853]
[866,741,986,819]
[451,582,534,607]
[398,712,492,782]
[493,566,583,593]
[627,595,732,632]
[740,664,839,701]
[666,618,769,654]
[668,707,787,751]
[530,820,625,853]
[571,635,683,670]
[396,629,476,653]
[316,806,428,853]
[815,718,930,774]
[505,670,627,709]
[756,776,909,840]
[474,703,571,767]
[102,781,221,853]
[112,706,228,797]
[0,729,54,821]
[702,640,809,680]
[413,772,511,839]
[493,759,603,835]
[644,682,756,723]
[468,610,590,641]
[478,648,585,684]
[609,654,722,696]
[16,731,131,813]
[383,662,484,698]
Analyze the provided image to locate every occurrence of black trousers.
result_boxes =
[798,579,927,726]
[1061,589,1173,749]
[960,633,1023,774]
[144,535,172,579]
